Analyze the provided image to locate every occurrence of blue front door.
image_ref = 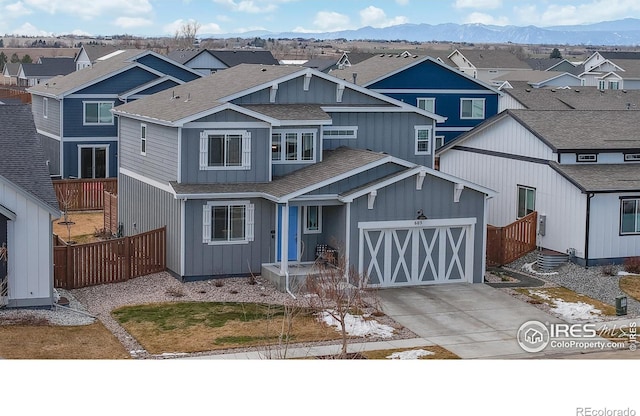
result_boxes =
[276,206,298,261]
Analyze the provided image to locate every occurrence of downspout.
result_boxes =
[584,192,595,268]
[281,202,296,299]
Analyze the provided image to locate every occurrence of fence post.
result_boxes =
[65,243,73,289]
[124,236,131,280]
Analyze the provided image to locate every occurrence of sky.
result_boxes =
[2,0,640,38]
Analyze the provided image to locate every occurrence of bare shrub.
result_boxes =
[601,264,617,276]
[624,257,640,274]
[165,286,185,298]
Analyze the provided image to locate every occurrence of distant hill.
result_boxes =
[203,18,640,46]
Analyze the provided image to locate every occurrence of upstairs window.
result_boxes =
[322,126,358,139]
[200,130,251,170]
[83,101,113,125]
[460,98,485,119]
[414,126,432,155]
[140,124,147,156]
[517,185,536,218]
[272,129,316,163]
[43,97,48,119]
[417,98,435,113]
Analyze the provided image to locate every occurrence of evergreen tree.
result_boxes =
[10,53,20,63]
[21,54,32,64]
[550,48,562,59]
[0,52,7,72]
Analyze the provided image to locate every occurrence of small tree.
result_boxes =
[173,20,201,49]
[21,54,32,64]
[304,247,372,358]
[56,184,77,244]
[550,47,562,59]
[10,53,20,63]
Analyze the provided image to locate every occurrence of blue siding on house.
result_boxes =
[74,66,159,95]
[63,98,119,138]
[134,54,201,82]
[62,139,117,178]
[135,79,181,95]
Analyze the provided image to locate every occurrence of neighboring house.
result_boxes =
[499,82,640,112]
[335,51,376,69]
[437,109,640,266]
[447,49,532,83]
[112,64,493,289]
[580,51,640,90]
[167,49,279,75]
[0,105,60,308]
[330,51,501,147]
[2,63,20,85]
[27,49,202,178]
[493,70,582,90]
[74,44,120,70]
[16,57,75,87]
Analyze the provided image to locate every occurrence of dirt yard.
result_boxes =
[53,210,105,244]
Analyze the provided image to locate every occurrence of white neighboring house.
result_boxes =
[0,105,60,308]
[437,109,640,267]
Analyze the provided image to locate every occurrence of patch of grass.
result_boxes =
[362,345,459,360]
[112,301,342,354]
[516,287,617,316]
[620,275,640,302]
[0,323,130,359]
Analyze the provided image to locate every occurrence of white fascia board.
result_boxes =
[340,167,425,203]
[111,111,175,127]
[174,102,280,127]
[358,217,477,230]
[0,175,61,218]
[138,50,205,78]
[119,168,176,195]
[59,63,140,98]
[175,192,279,202]
[119,75,185,101]
[0,203,17,220]
[278,156,397,202]
[425,166,497,197]
[36,129,61,141]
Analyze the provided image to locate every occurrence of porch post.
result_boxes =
[279,202,289,275]
[344,202,351,281]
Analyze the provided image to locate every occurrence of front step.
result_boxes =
[536,249,569,272]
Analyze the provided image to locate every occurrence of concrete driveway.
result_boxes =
[376,283,568,359]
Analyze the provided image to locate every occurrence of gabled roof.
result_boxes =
[600,51,640,61]
[2,63,20,77]
[450,49,531,70]
[303,58,336,73]
[0,105,59,215]
[77,44,120,63]
[550,162,640,193]
[502,85,640,110]
[329,53,500,94]
[438,109,640,154]
[19,58,75,78]
[112,64,446,126]
[167,49,278,67]
[494,70,576,84]
[526,58,568,71]
[166,48,209,65]
[27,49,201,99]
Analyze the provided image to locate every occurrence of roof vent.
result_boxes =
[170,90,180,100]
[575,89,580,93]
[184,93,191,102]
[261,68,267,72]
[623,89,628,93]
[352,73,357,85]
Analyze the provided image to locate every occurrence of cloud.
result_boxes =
[395,0,409,5]
[200,22,224,34]
[359,6,408,28]
[9,22,53,36]
[21,0,153,20]
[113,17,153,29]
[454,0,502,9]
[211,0,297,14]
[311,11,352,31]
[463,12,510,25]
[5,1,32,17]
[512,0,640,27]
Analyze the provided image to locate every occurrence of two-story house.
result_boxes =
[27,49,202,178]
[167,48,279,76]
[447,49,532,84]
[112,64,493,291]
[580,51,640,90]
[438,109,640,267]
[330,52,501,147]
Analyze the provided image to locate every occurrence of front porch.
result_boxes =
[261,262,319,294]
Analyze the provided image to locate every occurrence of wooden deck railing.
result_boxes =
[53,178,117,211]
[486,211,538,267]
[53,227,166,289]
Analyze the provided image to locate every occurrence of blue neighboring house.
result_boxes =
[330,51,502,148]
[27,49,203,178]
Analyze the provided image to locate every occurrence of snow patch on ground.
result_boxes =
[528,290,602,322]
[618,271,640,276]
[523,262,559,276]
[318,310,395,338]
[386,349,435,359]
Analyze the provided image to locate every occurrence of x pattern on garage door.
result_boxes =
[358,218,476,287]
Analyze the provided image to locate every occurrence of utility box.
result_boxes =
[616,295,628,316]
[538,214,546,236]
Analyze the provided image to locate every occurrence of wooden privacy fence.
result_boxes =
[486,211,538,267]
[103,191,118,235]
[54,227,166,289]
[0,87,31,104]
[53,178,117,211]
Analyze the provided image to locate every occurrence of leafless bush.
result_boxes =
[601,264,617,276]
[624,257,640,274]
[165,286,185,298]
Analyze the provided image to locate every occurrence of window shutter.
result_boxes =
[242,132,251,170]
[199,132,208,170]
[246,203,255,242]
[202,204,211,243]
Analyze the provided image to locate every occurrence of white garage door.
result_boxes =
[358,218,476,287]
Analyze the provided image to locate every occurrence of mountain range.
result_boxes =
[204,18,640,47]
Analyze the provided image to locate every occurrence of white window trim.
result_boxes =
[303,206,322,234]
[624,153,640,162]
[77,144,109,179]
[609,80,620,90]
[517,185,536,219]
[272,128,317,164]
[417,97,435,113]
[577,154,597,163]
[82,101,114,126]
[203,200,255,245]
[43,97,48,119]
[199,130,251,171]
[598,80,606,90]
[434,135,445,150]
[322,126,358,140]
[460,98,485,120]
[140,124,147,156]
[414,125,432,155]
